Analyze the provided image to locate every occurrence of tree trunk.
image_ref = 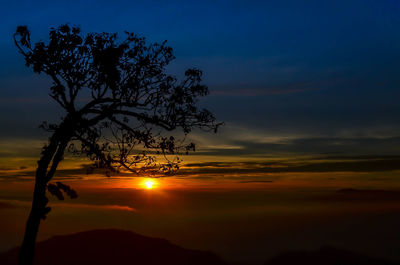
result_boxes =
[18,120,72,265]
[18,176,48,265]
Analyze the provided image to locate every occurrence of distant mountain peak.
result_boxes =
[0,229,227,265]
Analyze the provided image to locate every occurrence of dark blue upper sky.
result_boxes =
[1,0,399,156]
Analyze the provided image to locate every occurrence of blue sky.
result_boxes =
[1,0,399,156]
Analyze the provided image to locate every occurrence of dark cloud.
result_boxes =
[181,157,400,175]
[238,180,274,183]
[1,151,400,183]
[195,137,400,157]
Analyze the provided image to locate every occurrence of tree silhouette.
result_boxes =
[14,24,221,265]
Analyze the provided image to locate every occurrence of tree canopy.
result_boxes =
[14,24,221,178]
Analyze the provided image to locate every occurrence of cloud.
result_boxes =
[0,199,137,212]
[53,202,137,212]
[0,139,44,158]
[238,180,274,183]
[2,148,400,184]
[191,131,400,157]
[181,156,400,175]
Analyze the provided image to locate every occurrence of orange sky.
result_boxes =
[1,136,400,264]
[2,152,400,263]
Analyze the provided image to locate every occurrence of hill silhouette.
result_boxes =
[264,246,398,265]
[0,229,227,265]
[3,230,399,265]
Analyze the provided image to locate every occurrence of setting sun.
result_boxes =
[142,179,157,189]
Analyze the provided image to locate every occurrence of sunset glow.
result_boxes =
[142,179,157,189]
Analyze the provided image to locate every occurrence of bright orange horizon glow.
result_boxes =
[142,179,157,189]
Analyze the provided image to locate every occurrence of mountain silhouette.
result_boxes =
[264,246,398,265]
[0,229,227,265]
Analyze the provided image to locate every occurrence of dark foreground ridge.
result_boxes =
[0,229,227,265]
[264,246,399,265]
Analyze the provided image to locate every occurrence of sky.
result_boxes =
[1,0,400,157]
[1,1,400,264]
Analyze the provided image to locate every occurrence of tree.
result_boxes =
[14,24,221,265]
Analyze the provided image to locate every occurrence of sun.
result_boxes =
[142,179,157,189]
